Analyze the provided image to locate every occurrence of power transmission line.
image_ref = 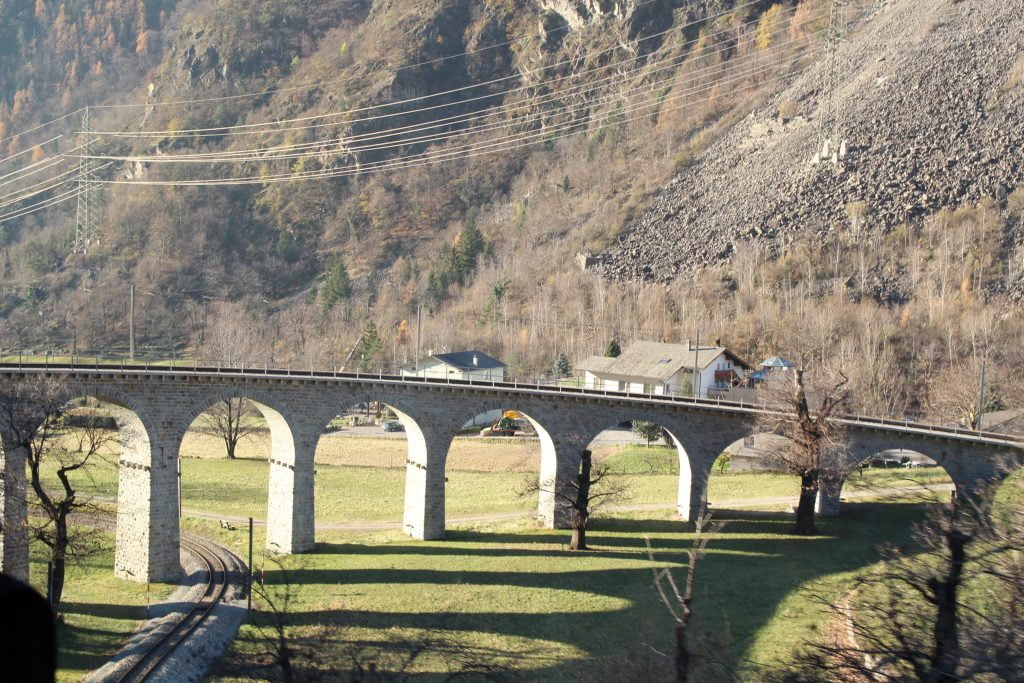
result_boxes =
[82,36,811,167]
[92,55,815,187]
[815,0,849,165]
[87,0,677,112]
[0,135,63,167]
[83,16,819,166]
[85,0,774,139]
[74,108,98,254]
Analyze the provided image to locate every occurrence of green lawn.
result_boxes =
[201,501,934,681]
[28,439,1015,681]
[28,528,175,683]
[41,445,955,525]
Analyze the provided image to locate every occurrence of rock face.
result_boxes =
[539,0,636,30]
[596,0,1024,282]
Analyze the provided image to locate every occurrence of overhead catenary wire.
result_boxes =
[85,0,775,139]
[84,16,817,165]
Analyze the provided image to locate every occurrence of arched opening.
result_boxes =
[50,392,163,582]
[576,417,689,523]
[440,408,553,530]
[308,399,420,530]
[178,392,296,553]
[706,435,957,518]
[839,448,956,508]
[50,394,151,507]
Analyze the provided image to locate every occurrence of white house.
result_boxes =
[401,350,506,381]
[576,340,750,398]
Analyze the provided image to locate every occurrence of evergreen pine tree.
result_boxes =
[356,321,384,370]
[604,339,622,357]
[553,351,572,378]
[321,257,352,310]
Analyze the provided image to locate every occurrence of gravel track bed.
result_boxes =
[85,537,248,683]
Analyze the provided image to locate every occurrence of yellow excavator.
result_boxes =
[480,410,527,437]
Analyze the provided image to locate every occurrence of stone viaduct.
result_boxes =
[1,363,1022,583]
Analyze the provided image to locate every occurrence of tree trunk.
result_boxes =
[226,438,237,459]
[675,622,689,683]
[49,515,69,611]
[569,524,587,551]
[928,530,968,681]
[794,471,819,535]
[569,451,593,550]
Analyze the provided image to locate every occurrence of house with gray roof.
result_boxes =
[576,340,750,398]
[401,350,506,381]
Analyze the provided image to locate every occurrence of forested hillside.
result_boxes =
[1,0,1022,426]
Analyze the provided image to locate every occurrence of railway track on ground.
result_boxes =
[111,533,244,683]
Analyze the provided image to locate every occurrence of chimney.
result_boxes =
[472,354,478,366]
[715,338,721,347]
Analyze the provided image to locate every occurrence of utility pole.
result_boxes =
[415,303,422,377]
[976,358,987,431]
[247,517,254,621]
[74,107,98,254]
[129,284,136,360]
[692,332,700,399]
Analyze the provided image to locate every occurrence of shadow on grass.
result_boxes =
[234,501,932,680]
[61,601,143,621]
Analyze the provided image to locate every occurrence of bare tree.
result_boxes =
[792,493,1024,682]
[927,358,1000,430]
[0,378,113,611]
[646,515,726,682]
[528,447,626,550]
[756,366,850,535]
[199,398,262,460]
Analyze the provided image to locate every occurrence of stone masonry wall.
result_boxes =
[1,368,1021,583]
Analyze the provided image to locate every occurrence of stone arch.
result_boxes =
[302,389,437,541]
[63,384,158,456]
[179,387,302,553]
[564,407,706,524]
[176,386,297,462]
[61,386,170,582]
[443,403,560,528]
[830,446,955,514]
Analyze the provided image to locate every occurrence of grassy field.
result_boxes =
[27,528,176,683]
[198,501,936,681]
[41,439,954,525]
[30,434,1013,681]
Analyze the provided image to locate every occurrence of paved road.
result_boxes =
[166,483,955,533]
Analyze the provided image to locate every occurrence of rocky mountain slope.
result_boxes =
[596,0,1024,281]
[1,0,1023,377]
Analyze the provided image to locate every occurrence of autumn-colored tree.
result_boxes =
[755,4,785,49]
